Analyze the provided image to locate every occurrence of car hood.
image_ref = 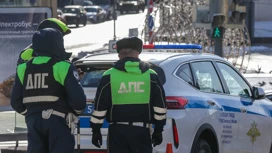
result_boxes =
[63,13,77,17]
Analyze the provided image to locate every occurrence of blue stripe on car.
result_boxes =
[79,97,271,128]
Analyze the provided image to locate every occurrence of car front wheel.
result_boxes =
[76,19,79,27]
[136,7,140,13]
[83,17,87,26]
[193,139,212,153]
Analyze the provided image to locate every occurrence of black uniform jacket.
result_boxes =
[91,57,167,132]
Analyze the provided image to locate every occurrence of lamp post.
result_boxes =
[113,0,117,40]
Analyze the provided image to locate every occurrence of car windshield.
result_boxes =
[91,0,109,5]
[80,70,105,87]
[63,8,79,13]
[83,1,93,5]
[85,8,97,12]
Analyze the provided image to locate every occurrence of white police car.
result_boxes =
[74,44,272,153]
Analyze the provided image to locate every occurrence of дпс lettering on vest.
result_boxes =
[118,82,145,93]
[26,73,49,89]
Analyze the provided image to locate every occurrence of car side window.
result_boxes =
[191,61,224,93]
[216,62,252,97]
[175,64,193,86]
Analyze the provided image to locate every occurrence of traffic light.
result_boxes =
[227,0,247,28]
[211,14,225,38]
[212,27,224,38]
[211,14,225,28]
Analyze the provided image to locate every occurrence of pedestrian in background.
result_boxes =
[90,37,167,153]
[11,28,86,153]
[17,18,72,65]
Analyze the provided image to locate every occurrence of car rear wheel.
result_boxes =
[76,19,79,27]
[141,6,145,12]
[193,139,212,153]
[102,15,106,22]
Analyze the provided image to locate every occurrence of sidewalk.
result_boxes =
[246,45,272,73]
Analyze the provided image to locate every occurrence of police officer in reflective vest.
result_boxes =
[11,28,86,153]
[90,37,167,153]
[17,18,72,65]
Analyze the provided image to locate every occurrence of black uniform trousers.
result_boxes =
[25,113,75,153]
[108,124,152,153]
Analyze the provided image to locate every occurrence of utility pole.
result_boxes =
[210,0,228,57]
[113,0,117,40]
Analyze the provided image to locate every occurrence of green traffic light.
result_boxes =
[214,28,221,37]
[212,27,224,38]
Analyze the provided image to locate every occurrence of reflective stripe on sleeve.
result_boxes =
[20,109,27,115]
[154,106,167,114]
[154,114,166,120]
[92,110,107,117]
[23,96,59,103]
[90,117,104,124]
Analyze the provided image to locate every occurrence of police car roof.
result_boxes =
[75,52,225,65]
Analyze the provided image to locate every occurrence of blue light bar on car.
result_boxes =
[143,44,202,50]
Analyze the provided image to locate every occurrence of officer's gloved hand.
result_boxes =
[92,129,102,148]
[152,129,163,147]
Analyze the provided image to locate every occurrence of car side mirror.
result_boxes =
[252,86,265,99]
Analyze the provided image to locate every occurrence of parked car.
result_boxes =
[57,9,66,23]
[82,0,93,6]
[117,0,145,14]
[84,6,107,23]
[74,44,272,153]
[91,0,114,20]
[62,5,87,27]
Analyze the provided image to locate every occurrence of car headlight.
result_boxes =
[133,2,137,5]
[119,3,123,5]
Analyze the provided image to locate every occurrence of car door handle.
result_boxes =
[207,100,216,106]
[240,108,247,113]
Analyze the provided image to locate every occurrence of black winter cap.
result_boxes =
[32,28,66,59]
[116,37,143,53]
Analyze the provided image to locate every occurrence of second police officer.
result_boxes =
[11,28,86,153]
[90,37,167,153]
[17,18,72,65]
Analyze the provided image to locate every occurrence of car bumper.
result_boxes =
[65,17,78,24]
[87,16,97,22]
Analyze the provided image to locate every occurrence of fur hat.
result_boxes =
[116,37,143,53]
